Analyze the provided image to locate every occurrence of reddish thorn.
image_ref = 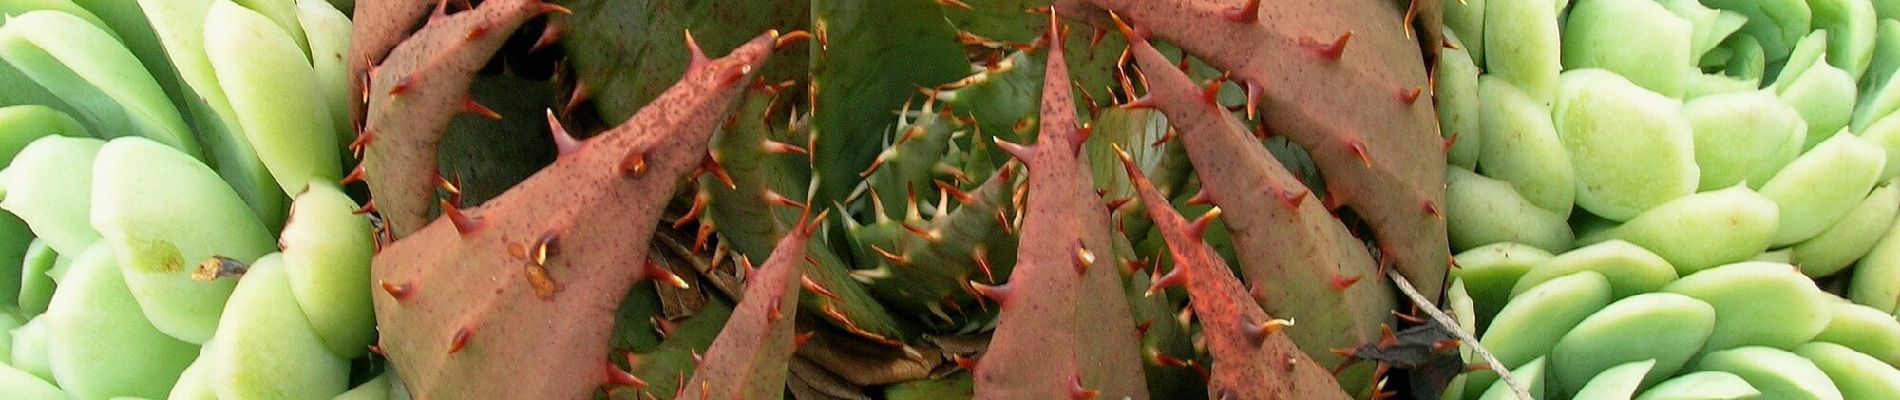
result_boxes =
[684,30,711,71]
[349,129,374,158]
[532,22,564,52]
[387,77,414,96]
[802,276,841,301]
[935,0,972,9]
[1423,200,1443,218]
[951,354,980,371]
[1442,132,1459,153]
[1466,362,1494,372]
[762,140,809,157]
[539,2,572,14]
[340,165,366,185]
[643,259,689,289]
[1223,0,1262,23]
[1108,11,1144,43]
[1346,139,1372,167]
[1089,27,1107,48]
[466,21,492,41]
[380,281,411,300]
[1276,186,1309,208]
[606,359,648,388]
[1398,86,1424,104]
[970,282,1011,304]
[1068,374,1099,400]
[1186,190,1213,206]
[774,30,812,49]
[367,343,385,355]
[768,296,785,322]
[794,331,816,349]
[1045,6,1064,53]
[994,209,1013,235]
[1187,207,1222,240]
[1393,310,1427,324]
[1302,31,1353,60]
[870,245,910,266]
[1433,339,1461,352]
[1146,265,1186,297]
[700,155,735,189]
[1244,80,1264,120]
[761,190,806,209]
[1106,197,1132,212]
[462,98,501,120]
[353,199,377,215]
[972,248,995,282]
[1243,319,1295,346]
[935,180,974,204]
[1378,325,1400,348]
[993,136,1035,163]
[1070,125,1092,156]
[900,223,937,242]
[1403,0,1421,39]
[546,109,583,156]
[563,82,591,116]
[1123,95,1158,109]
[1200,76,1226,105]
[621,151,649,177]
[440,199,483,236]
[673,194,709,229]
[448,326,473,354]
[1330,273,1363,291]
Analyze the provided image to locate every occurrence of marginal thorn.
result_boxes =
[441,199,484,236]
[341,165,367,185]
[1186,189,1212,206]
[673,193,709,229]
[762,190,807,209]
[774,30,812,49]
[1302,31,1353,60]
[871,245,910,266]
[642,259,690,289]
[699,155,736,189]
[1346,138,1372,167]
[1222,0,1262,23]
[762,140,809,157]
[993,136,1035,163]
[685,29,711,71]
[794,331,817,349]
[972,247,995,282]
[970,282,1012,304]
[449,326,473,354]
[388,76,414,96]
[1243,318,1296,346]
[1122,94,1158,109]
[606,358,648,388]
[1276,186,1309,208]
[547,109,583,156]
[353,199,376,215]
[538,2,571,14]
[935,0,972,9]
[380,280,414,300]
[532,21,564,52]
[802,276,841,301]
[1244,80,1264,120]
[935,180,974,204]
[1398,86,1424,104]
[1187,207,1222,240]
[1068,374,1099,400]
[952,354,979,371]
[1200,76,1226,105]
[1146,265,1186,297]
[1331,273,1363,291]
[1423,200,1442,218]
[768,296,785,322]
[462,97,502,120]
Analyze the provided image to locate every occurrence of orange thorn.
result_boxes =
[1223,0,1262,23]
[353,199,377,215]
[970,282,1011,304]
[1398,86,1424,104]
[700,155,735,189]
[673,193,709,229]
[935,0,972,9]
[1072,241,1096,275]
[1277,186,1309,209]
[340,165,367,185]
[1244,80,1265,120]
[448,326,473,354]
[762,140,809,157]
[462,97,501,120]
[563,82,591,116]
[1331,273,1363,291]
[532,21,564,52]
[606,359,648,388]
[1423,200,1443,218]
[349,129,374,158]
[993,137,1035,163]
[761,190,806,209]
[380,280,413,300]
[621,151,649,177]
[1346,139,1372,167]
[1302,31,1353,60]
[1186,189,1213,206]
[871,245,910,266]
[1068,374,1099,400]
[1146,265,1186,297]
[1243,318,1296,346]
[644,259,689,289]
[538,2,571,14]
[802,276,841,301]
[775,30,812,49]
[972,247,996,282]
[1200,76,1227,105]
